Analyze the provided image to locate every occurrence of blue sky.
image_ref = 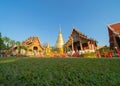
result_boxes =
[0,0,120,46]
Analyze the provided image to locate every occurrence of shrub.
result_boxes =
[80,52,97,58]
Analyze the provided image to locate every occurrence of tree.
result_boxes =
[2,36,10,45]
[95,40,98,47]
[0,33,5,50]
[2,36,10,49]
[16,41,21,46]
[9,40,16,47]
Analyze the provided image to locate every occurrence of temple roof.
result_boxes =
[22,36,44,49]
[70,29,88,39]
[108,22,120,36]
[65,28,96,46]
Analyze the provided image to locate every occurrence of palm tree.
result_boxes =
[9,40,17,47]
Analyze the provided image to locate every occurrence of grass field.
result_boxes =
[0,57,120,86]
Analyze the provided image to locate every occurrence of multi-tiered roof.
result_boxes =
[107,22,120,49]
[22,36,44,51]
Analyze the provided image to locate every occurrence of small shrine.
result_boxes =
[107,23,120,49]
[44,43,51,55]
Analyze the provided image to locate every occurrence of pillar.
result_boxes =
[87,41,90,50]
[71,37,74,51]
[80,41,83,50]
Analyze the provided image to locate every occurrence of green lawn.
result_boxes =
[0,57,120,86]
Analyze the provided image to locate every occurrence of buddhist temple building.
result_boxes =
[55,28,65,53]
[22,36,44,52]
[64,28,96,53]
[107,22,120,49]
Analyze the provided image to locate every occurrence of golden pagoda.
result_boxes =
[55,28,65,53]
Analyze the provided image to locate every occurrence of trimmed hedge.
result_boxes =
[80,52,97,58]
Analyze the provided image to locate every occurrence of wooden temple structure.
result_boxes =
[107,22,120,49]
[22,36,44,52]
[64,28,96,52]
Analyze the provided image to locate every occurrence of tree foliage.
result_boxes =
[2,36,21,49]
[0,32,5,50]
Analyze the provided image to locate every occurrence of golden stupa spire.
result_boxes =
[55,26,64,49]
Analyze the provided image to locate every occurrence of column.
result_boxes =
[80,41,83,50]
[87,41,90,50]
[71,37,74,51]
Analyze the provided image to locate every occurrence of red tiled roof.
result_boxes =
[108,23,120,35]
